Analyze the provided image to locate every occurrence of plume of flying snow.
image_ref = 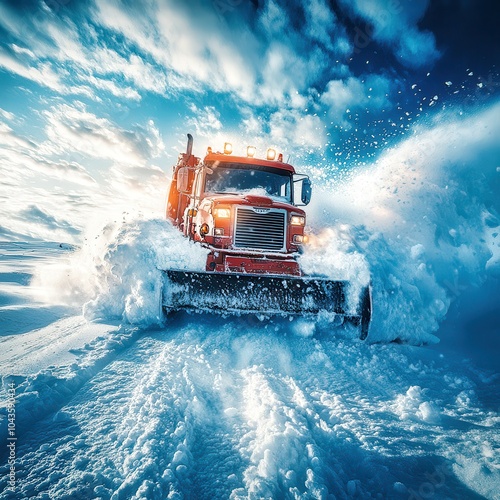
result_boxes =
[305,101,500,343]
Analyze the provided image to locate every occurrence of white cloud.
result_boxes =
[0,121,96,186]
[0,4,169,101]
[0,181,104,243]
[321,74,393,127]
[92,49,168,95]
[153,0,257,99]
[39,103,168,206]
[183,102,328,160]
[186,105,223,138]
[10,44,36,58]
[268,109,326,149]
[40,16,169,98]
[80,74,141,101]
[0,0,398,110]
[93,0,214,94]
[0,108,15,121]
[0,45,116,101]
[255,1,350,105]
[19,205,80,236]
[92,0,348,106]
[94,0,234,99]
[258,43,302,104]
[143,120,166,159]
[257,42,330,107]
[396,28,439,67]
[259,0,289,36]
[304,0,350,54]
[43,17,90,67]
[42,103,145,166]
[106,163,166,198]
[0,47,65,93]
[0,122,34,149]
[240,108,265,137]
[0,106,170,242]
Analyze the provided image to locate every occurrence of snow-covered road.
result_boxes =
[1,231,499,499]
[3,319,499,499]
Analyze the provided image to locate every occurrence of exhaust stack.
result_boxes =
[186,133,193,157]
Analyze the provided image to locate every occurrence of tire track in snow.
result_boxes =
[228,346,397,499]
[108,335,246,500]
[222,332,498,499]
[0,328,248,499]
[1,319,497,499]
[233,365,341,499]
[0,318,141,447]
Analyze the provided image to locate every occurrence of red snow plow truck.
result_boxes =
[164,134,371,339]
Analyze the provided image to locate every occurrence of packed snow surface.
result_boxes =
[1,293,498,498]
[1,104,499,498]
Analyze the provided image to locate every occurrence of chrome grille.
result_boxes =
[234,207,286,251]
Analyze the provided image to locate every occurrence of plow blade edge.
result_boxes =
[163,270,371,339]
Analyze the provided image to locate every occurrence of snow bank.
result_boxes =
[33,217,208,326]
[306,101,500,344]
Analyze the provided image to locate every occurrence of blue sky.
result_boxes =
[0,0,498,242]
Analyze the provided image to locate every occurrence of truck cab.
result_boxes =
[167,136,312,276]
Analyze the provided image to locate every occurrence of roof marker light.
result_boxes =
[247,146,256,157]
[224,142,233,155]
[266,148,276,160]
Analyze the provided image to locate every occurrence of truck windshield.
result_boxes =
[204,163,292,202]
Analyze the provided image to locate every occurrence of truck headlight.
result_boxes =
[293,234,309,244]
[214,208,231,218]
[214,228,224,236]
[291,215,305,225]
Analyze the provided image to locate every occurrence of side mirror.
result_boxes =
[177,167,190,193]
[293,175,312,206]
[301,177,312,205]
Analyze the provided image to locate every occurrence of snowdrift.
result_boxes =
[307,102,500,343]
[33,217,209,325]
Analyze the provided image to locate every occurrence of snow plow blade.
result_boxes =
[163,270,372,340]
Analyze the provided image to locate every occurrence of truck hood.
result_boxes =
[201,193,305,214]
